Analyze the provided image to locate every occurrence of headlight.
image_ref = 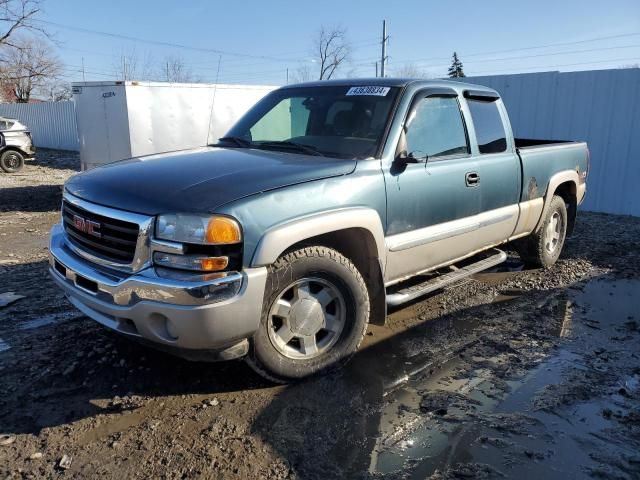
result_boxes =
[155,214,242,245]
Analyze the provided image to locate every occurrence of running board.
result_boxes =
[386,249,507,306]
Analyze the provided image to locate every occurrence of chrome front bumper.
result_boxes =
[49,224,267,355]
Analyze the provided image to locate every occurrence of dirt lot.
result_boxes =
[1,150,639,479]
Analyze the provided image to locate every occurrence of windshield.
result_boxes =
[222,85,400,159]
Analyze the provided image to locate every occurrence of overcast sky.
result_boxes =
[41,0,640,85]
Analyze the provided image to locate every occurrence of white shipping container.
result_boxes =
[72,81,276,170]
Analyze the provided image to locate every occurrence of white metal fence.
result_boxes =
[0,101,79,151]
[464,68,640,217]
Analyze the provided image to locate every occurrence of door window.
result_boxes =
[467,99,507,154]
[405,97,469,159]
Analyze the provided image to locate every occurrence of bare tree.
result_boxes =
[160,55,195,83]
[44,80,71,101]
[290,64,313,83]
[314,26,350,80]
[112,48,155,81]
[0,36,61,102]
[0,0,46,48]
[393,63,432,78]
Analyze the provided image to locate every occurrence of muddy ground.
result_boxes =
[1,150,639,479]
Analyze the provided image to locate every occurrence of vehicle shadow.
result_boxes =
[29,148,80,171]
[0,185,64,213]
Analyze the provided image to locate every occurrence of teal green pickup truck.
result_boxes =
[49,78,589,382]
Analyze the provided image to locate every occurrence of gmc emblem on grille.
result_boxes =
[73,215,102,238]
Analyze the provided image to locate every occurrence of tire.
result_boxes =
[247,246,370,383]
[0,150,25,173]
[515,195,568,268]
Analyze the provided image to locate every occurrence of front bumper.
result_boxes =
[48,224,267,359]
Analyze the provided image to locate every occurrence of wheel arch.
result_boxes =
[251,208,387,325]
[535,170,579,236]
[0,146,28,157]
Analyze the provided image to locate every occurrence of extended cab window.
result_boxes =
[467,99,507,154]
[405,96,468,158]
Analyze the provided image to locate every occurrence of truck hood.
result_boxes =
[65,147,356,215]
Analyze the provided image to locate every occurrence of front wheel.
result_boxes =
[0,150,25,173]
[247,246,370,383]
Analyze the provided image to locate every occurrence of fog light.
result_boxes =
[165,317,179,340]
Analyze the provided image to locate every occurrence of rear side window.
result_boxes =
[467,99,507,154]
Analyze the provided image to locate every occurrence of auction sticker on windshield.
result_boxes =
[346,86,390,96]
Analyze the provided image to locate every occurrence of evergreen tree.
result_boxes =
[447,52,465,78]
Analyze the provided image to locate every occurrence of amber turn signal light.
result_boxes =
[200,256,229,271]
[206,217,242,244]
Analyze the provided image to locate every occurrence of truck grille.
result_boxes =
[62,200,139,264]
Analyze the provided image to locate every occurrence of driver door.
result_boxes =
[384,89,481,283]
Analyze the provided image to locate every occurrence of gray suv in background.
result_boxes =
[0,117,35,173]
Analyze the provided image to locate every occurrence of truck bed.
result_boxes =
[515,138,589,203]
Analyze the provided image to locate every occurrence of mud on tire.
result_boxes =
[246,246,370,383]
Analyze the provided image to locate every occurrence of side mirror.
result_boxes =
[395,129,428,164]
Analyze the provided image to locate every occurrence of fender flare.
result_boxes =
[534,170,579,232]
[250,207,386,269]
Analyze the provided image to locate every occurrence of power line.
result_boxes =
[390,31,640,65]
[40,19,382,70]
[467,56,640,76]
[35,19,308,63]
[409,43,640,70]
[448,44,640,66]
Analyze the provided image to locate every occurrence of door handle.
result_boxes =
[465,172,480,187]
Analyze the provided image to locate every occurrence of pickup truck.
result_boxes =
[48,78,589,382]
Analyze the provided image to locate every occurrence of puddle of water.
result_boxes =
[362,277,640,479]
[19,311,81,330]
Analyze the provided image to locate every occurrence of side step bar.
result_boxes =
[386,249,507,306]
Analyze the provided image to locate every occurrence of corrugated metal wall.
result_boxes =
[0,101,79,151]
[464,68,640,216]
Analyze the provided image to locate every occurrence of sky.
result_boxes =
[36,0,640,85]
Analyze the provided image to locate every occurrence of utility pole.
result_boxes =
[375,61,378,78]
[380,20,388,78]
[166,61,170,82]
[81,57,86,82]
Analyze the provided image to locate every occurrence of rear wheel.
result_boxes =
[0,150,25,173]
[247,246,370,383]
[515,194,568,268]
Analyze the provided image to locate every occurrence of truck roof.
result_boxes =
[284,77,499,96]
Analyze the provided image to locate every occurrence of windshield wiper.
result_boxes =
[253,140,324,156]
[217,136,252,148]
